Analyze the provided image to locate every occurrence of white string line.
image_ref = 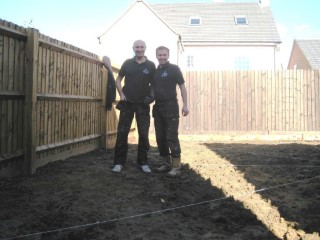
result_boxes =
[194,164,320,168]
[1,175,319,240]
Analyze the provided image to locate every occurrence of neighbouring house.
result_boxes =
[98,0,281,70]
[287,39,320,69]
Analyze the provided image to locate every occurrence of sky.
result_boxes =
[1,0,320,67]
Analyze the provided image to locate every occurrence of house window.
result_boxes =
[187,55,194,68]
[234,15,248,25]
[189,16,202,26]
[234,57,250,70]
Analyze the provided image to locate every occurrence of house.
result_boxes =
[287,39,320,69]
[98,0,281,70]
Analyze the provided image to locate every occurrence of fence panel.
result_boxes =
[0,20,27,177]
[177,69,320,135]
[0,20,108,177]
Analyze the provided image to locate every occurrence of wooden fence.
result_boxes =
[170,69,320,140]
[0,20,113,177]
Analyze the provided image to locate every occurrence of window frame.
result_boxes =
[234,56,250,70]
[234,15,248,25]
[187,55,194,68]
[188,16,202,26]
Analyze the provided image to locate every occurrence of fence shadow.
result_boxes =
[0,145,279,240]
[203,142,320,236]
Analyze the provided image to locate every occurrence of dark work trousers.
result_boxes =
[114,102,150,166]
[152,100,181,158]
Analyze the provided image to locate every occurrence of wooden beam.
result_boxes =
[35,134,101,152]
[24,28,39,175]
[0,25,27,41]
[36,93,102,101]
[39,37,103,65]
[0,91,25,100]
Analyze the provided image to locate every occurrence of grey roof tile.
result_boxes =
[296,39,320,69]
[151,2,281,43]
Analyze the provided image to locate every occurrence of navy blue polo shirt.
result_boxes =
[119,57,156,103]
[152,62,185,102]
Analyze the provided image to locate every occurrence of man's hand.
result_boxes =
[143,95,154,106]
[182,106,189,116]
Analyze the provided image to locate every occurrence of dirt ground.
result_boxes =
[1,139,320,240]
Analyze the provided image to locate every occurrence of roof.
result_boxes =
[295,39,320,69]
[98,0,179,39]
[150,2,281,44]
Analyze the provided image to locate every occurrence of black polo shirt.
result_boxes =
[152,62,185,102]
[119,57,155,103]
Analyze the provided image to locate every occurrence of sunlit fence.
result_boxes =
[163,69,320,141]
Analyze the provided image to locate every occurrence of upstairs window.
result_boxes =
[234,15,248,25]
[234,56,250,70]
[187,55,194,68]
[189,16,202,26]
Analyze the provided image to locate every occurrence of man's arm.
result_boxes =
[102,56,112,72]
[179,83,189,116]
[115,75,126,100]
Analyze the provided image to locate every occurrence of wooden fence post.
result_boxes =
[24,28,39,174]
[101,67,107,149]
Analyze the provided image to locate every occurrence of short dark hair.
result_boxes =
[156,46,170,55]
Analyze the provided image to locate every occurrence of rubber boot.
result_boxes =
[166,157,181,177]
[154,155,171,173]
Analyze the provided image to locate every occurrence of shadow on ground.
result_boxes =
[0,143,280,240]
[204,142,320,236]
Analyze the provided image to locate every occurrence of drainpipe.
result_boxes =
[177,34,184,66]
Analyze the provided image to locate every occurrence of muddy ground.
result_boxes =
[1,139,320,240]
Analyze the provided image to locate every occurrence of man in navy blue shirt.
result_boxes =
[112,40,156,173]
[151,46,189,177]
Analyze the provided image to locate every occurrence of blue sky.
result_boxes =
[1,0,320,67]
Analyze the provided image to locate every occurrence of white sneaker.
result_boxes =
[112,164,122,173]
[166,167,181,178]
[141,165,151,173]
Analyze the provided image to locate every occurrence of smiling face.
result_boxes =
[133,40,146,59]
[156,48,169,66]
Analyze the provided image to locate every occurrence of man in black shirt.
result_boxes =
[151,46,189,177]
[112,40,156,173]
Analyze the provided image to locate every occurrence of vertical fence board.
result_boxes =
[316,70,320,129]
[239,71,245,130]
[289,70,294,130]
[0,34,3,90]
[310,69,316,130]
[225,71,230,130]
[1,35,9,153]
[211,71,216,130]
[293,70,298,130]
[266,70,271,130]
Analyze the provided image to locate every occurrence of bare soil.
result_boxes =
[1,140,320,240]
